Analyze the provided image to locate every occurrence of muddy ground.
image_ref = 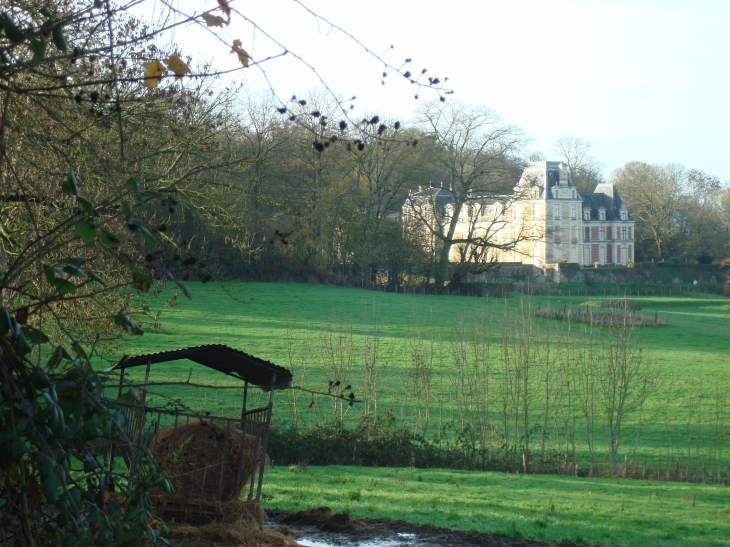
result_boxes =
[168,505,586,547]
[266,507,585,547]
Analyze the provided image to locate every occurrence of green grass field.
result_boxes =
[111,282,730,546]
[114,282,730,476]
[261,465,730,547]
[118,281,730,384]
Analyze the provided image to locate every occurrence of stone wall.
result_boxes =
[554,262,724,288]
[467,263,543,283]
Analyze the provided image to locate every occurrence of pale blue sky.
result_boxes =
[156,0,730,181]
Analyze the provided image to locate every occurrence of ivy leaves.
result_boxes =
[0,10,67,61]
[66,171,160,251]
[55,170,161,318]
[0,327,171,546]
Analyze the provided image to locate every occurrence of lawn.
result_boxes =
[114,282,730,476]
[261,464,730,547]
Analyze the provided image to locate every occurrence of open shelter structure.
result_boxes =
[110,344,292,521]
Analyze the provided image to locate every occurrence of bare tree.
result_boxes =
[613,162,686,259]
[410,100,526,286]
[551,136,604,194]
[594,321,659,476]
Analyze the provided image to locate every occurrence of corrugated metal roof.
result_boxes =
[116,344,292,389]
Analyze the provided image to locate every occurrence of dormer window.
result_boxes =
[583,208,591,221]
[598,207,606,221]
[620,211,627,221]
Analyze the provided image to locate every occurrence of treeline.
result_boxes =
[169,92,524,289]
[265,303,730,484]
[613,163,730,263]
[168,97,730,287]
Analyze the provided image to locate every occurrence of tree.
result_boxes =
[594,322,658,476]
[411,100,526,286]
[0,1,453,544]
[0,1,241,543]
[674,170,726,262]
[342,123,429,284]
[612,162,686,259]
[551,136,604,194]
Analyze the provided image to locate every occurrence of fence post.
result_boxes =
[523,453,527,475]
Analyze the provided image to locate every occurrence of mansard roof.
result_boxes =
[408,186,454,208]
[518,161,574,199]
[580,183,632,221]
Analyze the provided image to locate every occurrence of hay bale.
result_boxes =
[150,419,259,503]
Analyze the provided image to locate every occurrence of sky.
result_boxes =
[148,0,730,181]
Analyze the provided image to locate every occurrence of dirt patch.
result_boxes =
[267,508,588,547]
[269,506,366,533]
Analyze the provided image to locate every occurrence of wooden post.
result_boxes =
[138,361,151,446]
[256,373,277,501]
[241,381,249,417]
[522,453,527,475]
[108,366,127,475]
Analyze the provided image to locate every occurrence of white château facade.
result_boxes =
[403,161,635,268]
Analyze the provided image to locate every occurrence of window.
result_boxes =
[621,211,627,221]
[628,227,633,240]
[584,227,590,241]
[583,208,591,221]
[622,227,627,240]
[598,207,606,221]
[599,227,605,241]
[570,204,576,220]
[554,205,560,220]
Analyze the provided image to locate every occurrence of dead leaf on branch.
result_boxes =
[201,12,227,27]
[143,60,167,89]
[165,54,191,80]
[231,39,250,67]
[217,0,231,20]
